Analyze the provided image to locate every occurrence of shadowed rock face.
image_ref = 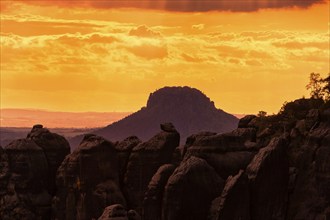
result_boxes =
[209,170,250,220]
[238,115,257,128]
[236,101,330,219]
[26,124,70,194]
[286,119,330,220]
[98,204,141,220]
[53,134,125,220]
[162,156,225,220]
[124,124,180,214]
[246,137,289,220]
[183,128,257,179]
[98,204,128,220]
[1,139,49,220]
[0,125,70,220]
[115,136,142,186]
[208,138,289,220]
[0,146,9,196]
[4,139,49,192]
[143,164,175,220]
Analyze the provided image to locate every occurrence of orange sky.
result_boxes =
[0,0,329,117]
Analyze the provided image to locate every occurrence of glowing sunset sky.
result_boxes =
[0,0,329,116]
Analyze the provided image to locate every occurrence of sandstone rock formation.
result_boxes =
[53,134,125,220]
[98,204,127,220]
[27,124,70,194]
[0,146,9,196]
[183,128,257,179]
[124,123,180,214]
[98,204,141,220]
[246,137,289,220]
[115,136,142,186]
[143,164,175,220]
[0,125,70,220]
[209,170,250,220]
[1,98,329,220]
[286,110,330,219]
[162,156,224,220]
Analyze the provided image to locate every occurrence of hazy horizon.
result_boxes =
[0,107,247,128]
[0,108,131,128]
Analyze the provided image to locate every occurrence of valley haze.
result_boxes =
[0,109,131,128]
[0,109,246,129]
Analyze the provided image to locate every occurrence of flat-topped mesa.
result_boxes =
[146,86,215,109]
[88,86,238,146]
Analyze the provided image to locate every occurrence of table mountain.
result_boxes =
[71,86,238,148]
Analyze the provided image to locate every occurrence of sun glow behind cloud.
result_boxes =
[0,1,329,115]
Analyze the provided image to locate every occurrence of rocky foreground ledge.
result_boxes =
[0,99,329,220]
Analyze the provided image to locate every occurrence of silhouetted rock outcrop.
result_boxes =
[183,128,257,179]
[53,134,125,220]
[0,146,9,196]
[0,139,46,220]
[71,86,238,148]
[98,204,141,220]
[246,137,289,220]
[285,110,330,219]
[143,164,175,220]
[162,156,225,220]
[0,125,69,220]
[26,124,70,194]
[209,170,250,220]
[235,98,330,220]
[115,136,142,186]
[124,124,180,214]
[238,115,257,128]
[1,97,330,220]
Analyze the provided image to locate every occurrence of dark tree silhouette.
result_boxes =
[306,72,324,99]
[257,111,267,117]
[321,74,330,101]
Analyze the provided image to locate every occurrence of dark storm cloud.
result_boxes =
[16,0,325,12]
[164,0,325,12]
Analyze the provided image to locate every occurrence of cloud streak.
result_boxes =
[3,0,325,12]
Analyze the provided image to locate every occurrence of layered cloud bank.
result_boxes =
[0,1,329,114]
